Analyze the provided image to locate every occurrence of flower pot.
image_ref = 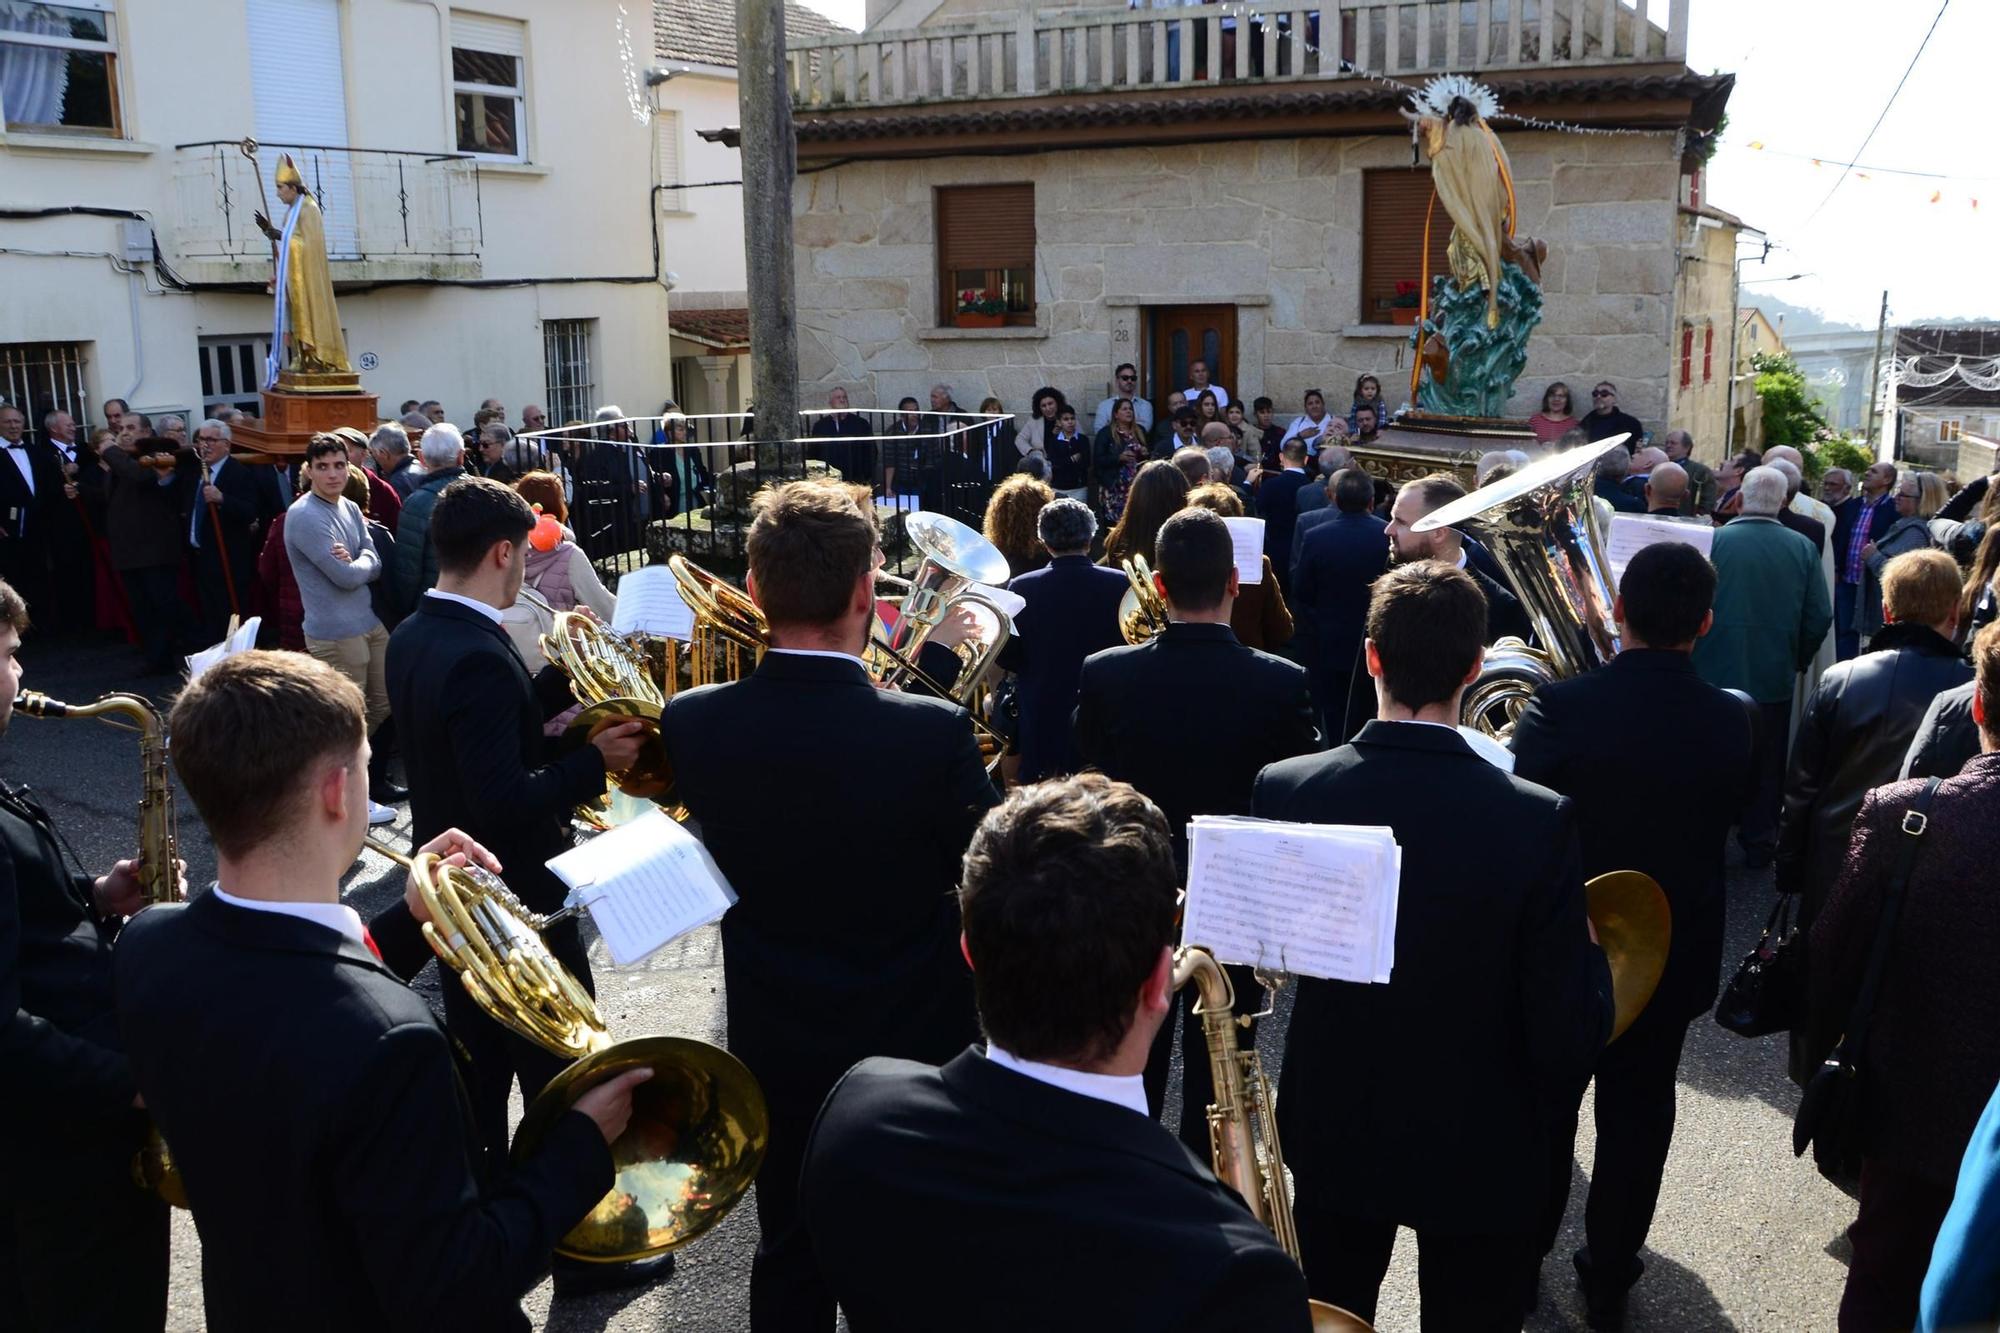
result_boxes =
[1389,307,1420,326]
[954,312,1005,329]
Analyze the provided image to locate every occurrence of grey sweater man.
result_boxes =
[284,491,382,641]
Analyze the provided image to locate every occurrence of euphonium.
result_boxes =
[12,690,187,1207]
[875,513,1014,702]
[523,589,677,819]
[1407,436,1630,738]
[1118,554,1168,646]
[1174,947,1373,1332]
[364,838,768,1261]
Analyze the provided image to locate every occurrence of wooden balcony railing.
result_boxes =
[789,0,1689,110]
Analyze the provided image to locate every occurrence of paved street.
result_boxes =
[8,631,1858,1331]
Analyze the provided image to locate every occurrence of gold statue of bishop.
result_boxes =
[255,152,354,388]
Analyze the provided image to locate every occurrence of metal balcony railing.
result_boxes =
[170,140,483,269]
[789,0,1690,110]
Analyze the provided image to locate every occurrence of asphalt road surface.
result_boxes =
[6,632,1860,1331]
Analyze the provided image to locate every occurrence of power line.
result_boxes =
[1802,0,1951,228]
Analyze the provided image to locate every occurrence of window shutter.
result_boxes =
[655,109,681,185]
[1361,169,1452,322]
[937,184,1035,270]
[1680,325,1694,388]
[451,11,525,57]
[1702,324,1714,382]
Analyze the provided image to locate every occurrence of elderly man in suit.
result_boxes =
[182,417,271,643]
[1074,507,1319,1150]
[1256,561,1612,1328]
[1292,468,1390,744]
[1693,465,1832,867]
[117,651,647,1332]
[663,479,998,1332]
[103,432,197,675]
[0,403,63,624]
[995,498,1129,783]
[1513,543,1755,1327]
[800,774,1310,1331]
[384,480,648,1189]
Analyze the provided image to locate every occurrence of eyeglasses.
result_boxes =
[1117,372,1136,381]
[1592,389,1615,398]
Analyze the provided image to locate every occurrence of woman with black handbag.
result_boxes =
[1799,620,2000,1331]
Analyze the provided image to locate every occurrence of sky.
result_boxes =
[795,0,1996,329]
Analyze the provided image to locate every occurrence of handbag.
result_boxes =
[1792,777,1941,1182]
[1715,893,1803,1037]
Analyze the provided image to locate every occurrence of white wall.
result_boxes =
[0,0,675,425]
[656,71,748,300]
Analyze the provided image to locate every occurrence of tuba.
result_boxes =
[13,690,186,1206]
[1175,947,1373,1332]
[1408,437,1629,738]
[1118,554,1168,646]
[364,838,768,1261]
[873,511,1014,702]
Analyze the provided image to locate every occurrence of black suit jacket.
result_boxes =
[1469,562,1534,645]
[115,891,610,1333]
[0,782,139,1137]
[801,1049,1311,1332]
[1510,650,1755,1028]
[385,596,604,916]
[183,457,268,582]
[1074,622,1319,866]
[0,442,62,541]
[1254,722,1611,1233]
[661,652,998,1102]
[996,555,1129,782]
[1256,469,1313,584]
[1778,506,1827,557]
[1290,510,1388,674]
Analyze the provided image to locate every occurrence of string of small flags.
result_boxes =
[1742,142,1981,211]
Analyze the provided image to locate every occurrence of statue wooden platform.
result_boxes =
[229,376,379,463]
[1349,412,1540,489]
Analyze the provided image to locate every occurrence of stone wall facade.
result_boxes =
[792,130,1686,433]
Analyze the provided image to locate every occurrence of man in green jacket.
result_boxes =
[391,423,465,614]
[1693,465,1832,867]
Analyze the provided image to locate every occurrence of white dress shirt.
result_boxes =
[3,439,34,495]
[423,587,503,624]
[211,883,368,949]
[985,1043,1149,1117]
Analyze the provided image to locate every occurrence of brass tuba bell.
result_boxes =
[1118,554,1169,645]
[367,840,768,1261]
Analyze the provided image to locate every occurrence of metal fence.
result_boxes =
[516,409,1012,584]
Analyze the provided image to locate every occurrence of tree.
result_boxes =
[1751,350,1827,449]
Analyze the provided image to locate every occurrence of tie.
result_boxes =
[360,925,385,963]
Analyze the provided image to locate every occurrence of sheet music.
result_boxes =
[1221,516,1266,584]
[1183,816,1400,984]
[1605,513,1713,588]
[546,809,737,967]
[184,616,263,682]
[969,582,1025,622]
[611,566,696,642]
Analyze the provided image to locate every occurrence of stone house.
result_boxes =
[781,0,1733,453]
[1895,324,2000,475]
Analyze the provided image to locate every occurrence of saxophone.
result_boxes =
[12,690,188,1206]
[1173,946,1374,1333]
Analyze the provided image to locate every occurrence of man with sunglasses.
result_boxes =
[1092,364,1154,436]
[1582,382,1646,449]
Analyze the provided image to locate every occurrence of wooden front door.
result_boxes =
[1148,305,1237,411]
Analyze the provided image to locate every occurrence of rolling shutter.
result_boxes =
[937,184,1035,272]
[1360,167,1453,323]
[450,11,526,58]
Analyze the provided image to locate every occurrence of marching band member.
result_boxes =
[800,773,1310,1330]
[661,478,999,1332]
[1254,561,1611,1329]
[1072,506,1319,1146]
[115,651,648,1332]
[384,478,649,1187]
[0,579,171,1331]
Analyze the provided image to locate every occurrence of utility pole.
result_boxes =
[736,0,801,471]
[1865,288,1890,459]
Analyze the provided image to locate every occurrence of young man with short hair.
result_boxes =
[661,478,998,1330]
[1510,543,1756,1324]
[1255,560,1611,1327]
[285,432,398,821]
[116,651,647,1332]
[801,773,1310,1330]
[1075,507,1318,1145]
